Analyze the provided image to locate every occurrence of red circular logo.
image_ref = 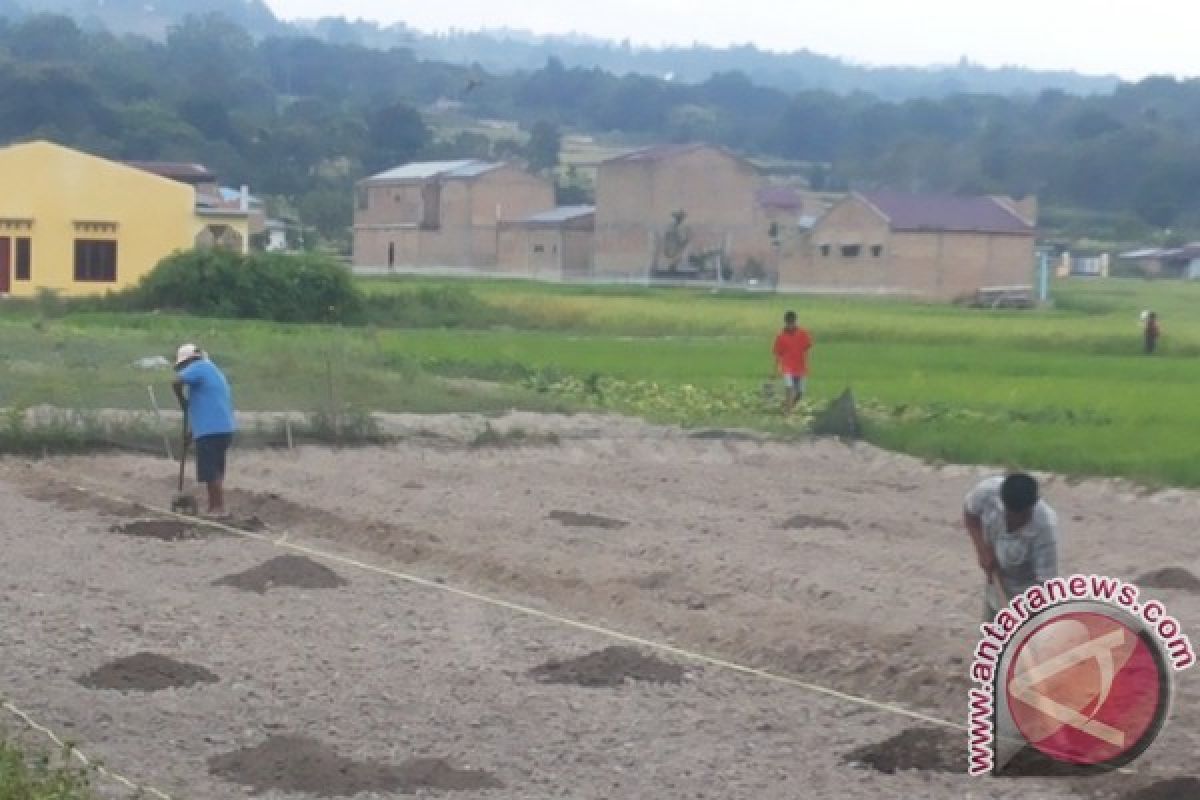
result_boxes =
[1005,611,1166,766]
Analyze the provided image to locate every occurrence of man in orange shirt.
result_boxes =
[773,310,813,414]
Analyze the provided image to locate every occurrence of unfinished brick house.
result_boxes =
[592,144,768,278]
[779,191,1038,300]
[352,160,554,268]
[497,205,595,279]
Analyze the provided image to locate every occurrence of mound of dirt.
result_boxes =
[1122,778,1200,800]
[995,746,1114,777]
[208,736,502,796]
[225,490,329,530]
[547,510,628,530]
[78,653,218,692]
[398,757,505,791]
[209,736,399,796]
[223,489,433,562]
[213,555,348,594]
[1135,567,1200,592]
[111,519,207,541]
[843,727,965,774]
[530,646,685,688]
[781,514,850,532]
[631,571,673,590]
[27,482,146,517]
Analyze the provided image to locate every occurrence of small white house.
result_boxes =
[265,219,290,252]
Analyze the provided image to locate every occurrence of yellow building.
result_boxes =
[0,140,249,298]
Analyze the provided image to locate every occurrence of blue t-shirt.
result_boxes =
[178,359,236,437]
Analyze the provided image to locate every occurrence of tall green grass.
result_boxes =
[359,275,1200,355]
[3,276,1198,486]
[0,312,570,422]
[0,739,96,800]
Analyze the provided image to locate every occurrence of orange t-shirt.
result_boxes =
[773,328,813,376]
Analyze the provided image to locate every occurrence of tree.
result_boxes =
[424,131,492,160]
[365,101,429,173]
[178,94,240,143]
[526,120,561,173]
[114,102,205,158]
[769,92,846,161]
[296,184,353,248]
[165,14,256,97]
[9,14,83,61]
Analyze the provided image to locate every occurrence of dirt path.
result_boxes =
[2,413,1197,798]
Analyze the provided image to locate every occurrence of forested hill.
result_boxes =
[321,25,1120,101]
[2,11,1198,246]
[13,0,1117,100]
[14,0,281,38]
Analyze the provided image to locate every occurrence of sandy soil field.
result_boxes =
[1,412,1197,799]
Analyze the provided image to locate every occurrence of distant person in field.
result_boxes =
[963,473,1059,621]
[172,344,236,518]
[772,310,812,414]
[1143,310,1160,354]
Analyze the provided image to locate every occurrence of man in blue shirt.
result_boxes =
[171,344,236,517]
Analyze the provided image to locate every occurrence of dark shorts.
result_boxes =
[195,433,233,484]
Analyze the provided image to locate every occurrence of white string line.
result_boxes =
[77,483,966,734]
[1,697,173,799]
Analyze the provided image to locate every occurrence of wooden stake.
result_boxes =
[147,385,173,461]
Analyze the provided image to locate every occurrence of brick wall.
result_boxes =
[594,147,768,277]
[779,196,1035,299]
[353,166,554,268]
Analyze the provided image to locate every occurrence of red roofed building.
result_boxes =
[779,190,1038,300]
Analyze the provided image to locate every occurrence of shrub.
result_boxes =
[34,288,67,320]
[116,250,365,324]
[0,739,97,799]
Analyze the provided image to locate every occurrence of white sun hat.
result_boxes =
[175,343,204,366]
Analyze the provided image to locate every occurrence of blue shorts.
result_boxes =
[195,433,233,483]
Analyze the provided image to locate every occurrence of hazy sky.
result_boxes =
[264,1,1195,79]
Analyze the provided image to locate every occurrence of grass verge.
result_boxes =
[0,738,96,800]
[3,276,1198,487]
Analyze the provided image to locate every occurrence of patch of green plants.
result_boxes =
[469,423,560,449]
[7,275,1200,487]
[0,739,97,800]
[0,407,160,456]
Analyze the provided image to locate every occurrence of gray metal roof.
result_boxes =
[125,160,216,182]
[1121,244,1200,260]
[1119,248,1166,259]
[607,143,708,163]
[522,205,596,224]
[363,159,503,183]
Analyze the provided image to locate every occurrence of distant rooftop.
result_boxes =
[219,187,261,206]
[363,159,504,183]
[1120,244,1200,260]
[125,161,216,183]
[521,205,595,224]
[861,191,1034,234]
[607,143,708,163]
[604,143,757,174]
[756,186,803,210]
